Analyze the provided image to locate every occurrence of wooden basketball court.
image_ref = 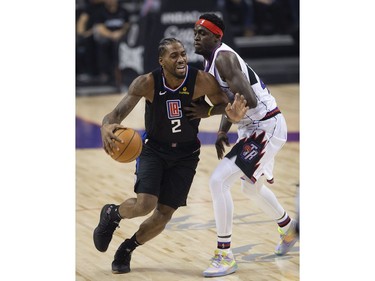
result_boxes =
[76,83,299,280]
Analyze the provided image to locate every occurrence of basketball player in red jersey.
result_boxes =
[93,38,249,274]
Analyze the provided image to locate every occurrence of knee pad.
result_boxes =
[209,169,223,192]
[209,157,239,194]
[241,177,262,197]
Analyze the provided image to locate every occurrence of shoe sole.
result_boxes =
[203,264,238,277]
[112,268,131,274]
[93,204,113,252]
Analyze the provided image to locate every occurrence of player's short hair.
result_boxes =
[158,38,184,57]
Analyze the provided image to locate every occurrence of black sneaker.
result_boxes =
[112,239,133,274]
[93,204,120,252]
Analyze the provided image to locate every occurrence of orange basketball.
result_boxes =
[111,128,143,163]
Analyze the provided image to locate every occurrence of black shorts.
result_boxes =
[134,139,200,209]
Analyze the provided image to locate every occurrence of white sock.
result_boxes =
[276,211,293,233]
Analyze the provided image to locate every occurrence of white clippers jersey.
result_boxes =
[204,43,278,136]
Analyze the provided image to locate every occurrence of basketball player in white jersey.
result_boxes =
[185,13,299,277]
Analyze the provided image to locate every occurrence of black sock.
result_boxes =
[119,233,142,254]
[128,233,142,250]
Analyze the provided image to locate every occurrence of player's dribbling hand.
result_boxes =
[225,93,248,123]
[215,132,230,159]
[101,123,126,155]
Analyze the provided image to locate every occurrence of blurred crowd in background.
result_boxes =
[76,0,299,93]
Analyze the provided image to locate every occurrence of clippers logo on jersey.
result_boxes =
[179,86,189,95]
[166,100,182,119]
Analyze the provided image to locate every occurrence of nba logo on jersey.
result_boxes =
[166,100,182,119]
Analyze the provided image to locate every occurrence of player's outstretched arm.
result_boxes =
[187,70,248,120]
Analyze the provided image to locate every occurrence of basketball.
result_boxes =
[111,128,143,163]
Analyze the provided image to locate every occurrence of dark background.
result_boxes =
[76,0,299,96]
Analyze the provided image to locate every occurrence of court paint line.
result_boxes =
[76,116,299,149]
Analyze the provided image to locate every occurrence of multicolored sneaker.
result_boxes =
[93,204,121,252]
[275,220,299,256]
[203,249,238,277]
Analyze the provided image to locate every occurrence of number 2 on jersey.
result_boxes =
[171,119,181,133]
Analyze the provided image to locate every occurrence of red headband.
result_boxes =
[195,19,223,39]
